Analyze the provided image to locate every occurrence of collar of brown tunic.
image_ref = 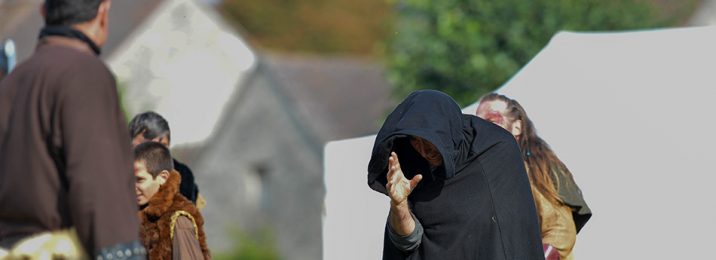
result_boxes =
[36,36,95,56]
[141,171,183,219]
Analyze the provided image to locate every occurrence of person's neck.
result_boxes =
[38,24,101,55]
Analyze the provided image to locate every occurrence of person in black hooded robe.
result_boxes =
[368,90,544,259]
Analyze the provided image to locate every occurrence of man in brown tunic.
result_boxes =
[0,0,145,259]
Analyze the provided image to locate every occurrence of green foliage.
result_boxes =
[116,81,131,123]
[214,228,280,260]
[387,0,692,106]
[219,0,392,55]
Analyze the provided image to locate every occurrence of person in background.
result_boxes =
[129,111,202,206]
[0,39,16,82]
[476,93,592,260]
[368,90,544,259]
[0,0,145,259]
[134,142,210,259]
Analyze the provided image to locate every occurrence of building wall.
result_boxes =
[193,67,324,260]
[107,0,255,146]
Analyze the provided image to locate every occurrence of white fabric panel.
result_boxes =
[324,26,716,259]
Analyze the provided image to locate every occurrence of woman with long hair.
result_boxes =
[476,93,592,260]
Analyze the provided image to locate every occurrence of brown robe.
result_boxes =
[0,37,140,255]
[140,171,210,260]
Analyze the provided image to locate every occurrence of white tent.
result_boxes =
[324,26,716,259]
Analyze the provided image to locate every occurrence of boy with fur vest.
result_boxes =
[134,142,210,259]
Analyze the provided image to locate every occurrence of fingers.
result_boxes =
[387,152,401,180]
[389,152,401,174]
[387,153,396,179]
[409,174,423,190]
[390,152,401,169]
[386,151,423,201]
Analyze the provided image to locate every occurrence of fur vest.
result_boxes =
[139,171,210,259]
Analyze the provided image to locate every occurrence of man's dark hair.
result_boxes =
[128,111,171,142]
[44,0,104,26]
[134,142,174,177]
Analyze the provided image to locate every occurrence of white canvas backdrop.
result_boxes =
[324,26,716,259]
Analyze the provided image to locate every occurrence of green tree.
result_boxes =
[387,0,692,106]
[219,0,391,55]
[116,81,132,122]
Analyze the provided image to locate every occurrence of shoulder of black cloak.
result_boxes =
[463,114,518,160]
[173,158,193,175]
[466,115,546,259]
[173,158,198,202]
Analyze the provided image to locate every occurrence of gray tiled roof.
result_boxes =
[261,54,396,144]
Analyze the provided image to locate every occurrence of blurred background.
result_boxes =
[1,0,715,259]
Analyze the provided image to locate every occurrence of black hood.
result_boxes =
[367,90,475,194]
[368,91,545,259]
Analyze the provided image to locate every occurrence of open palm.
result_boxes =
[386,152,422,205]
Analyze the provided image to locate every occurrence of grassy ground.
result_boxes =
[217,0,701,57]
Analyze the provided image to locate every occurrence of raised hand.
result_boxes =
[386,152,423,206]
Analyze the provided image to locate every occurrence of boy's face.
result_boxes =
[134,160,167,206]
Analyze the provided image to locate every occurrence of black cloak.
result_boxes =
[368,90,544,259]
[173,158,199,204]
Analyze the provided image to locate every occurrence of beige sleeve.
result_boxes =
[172,216,205,260]
[535,191,577,260]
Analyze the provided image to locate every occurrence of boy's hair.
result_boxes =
[134,141,174,177]
[44,0,104,26]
